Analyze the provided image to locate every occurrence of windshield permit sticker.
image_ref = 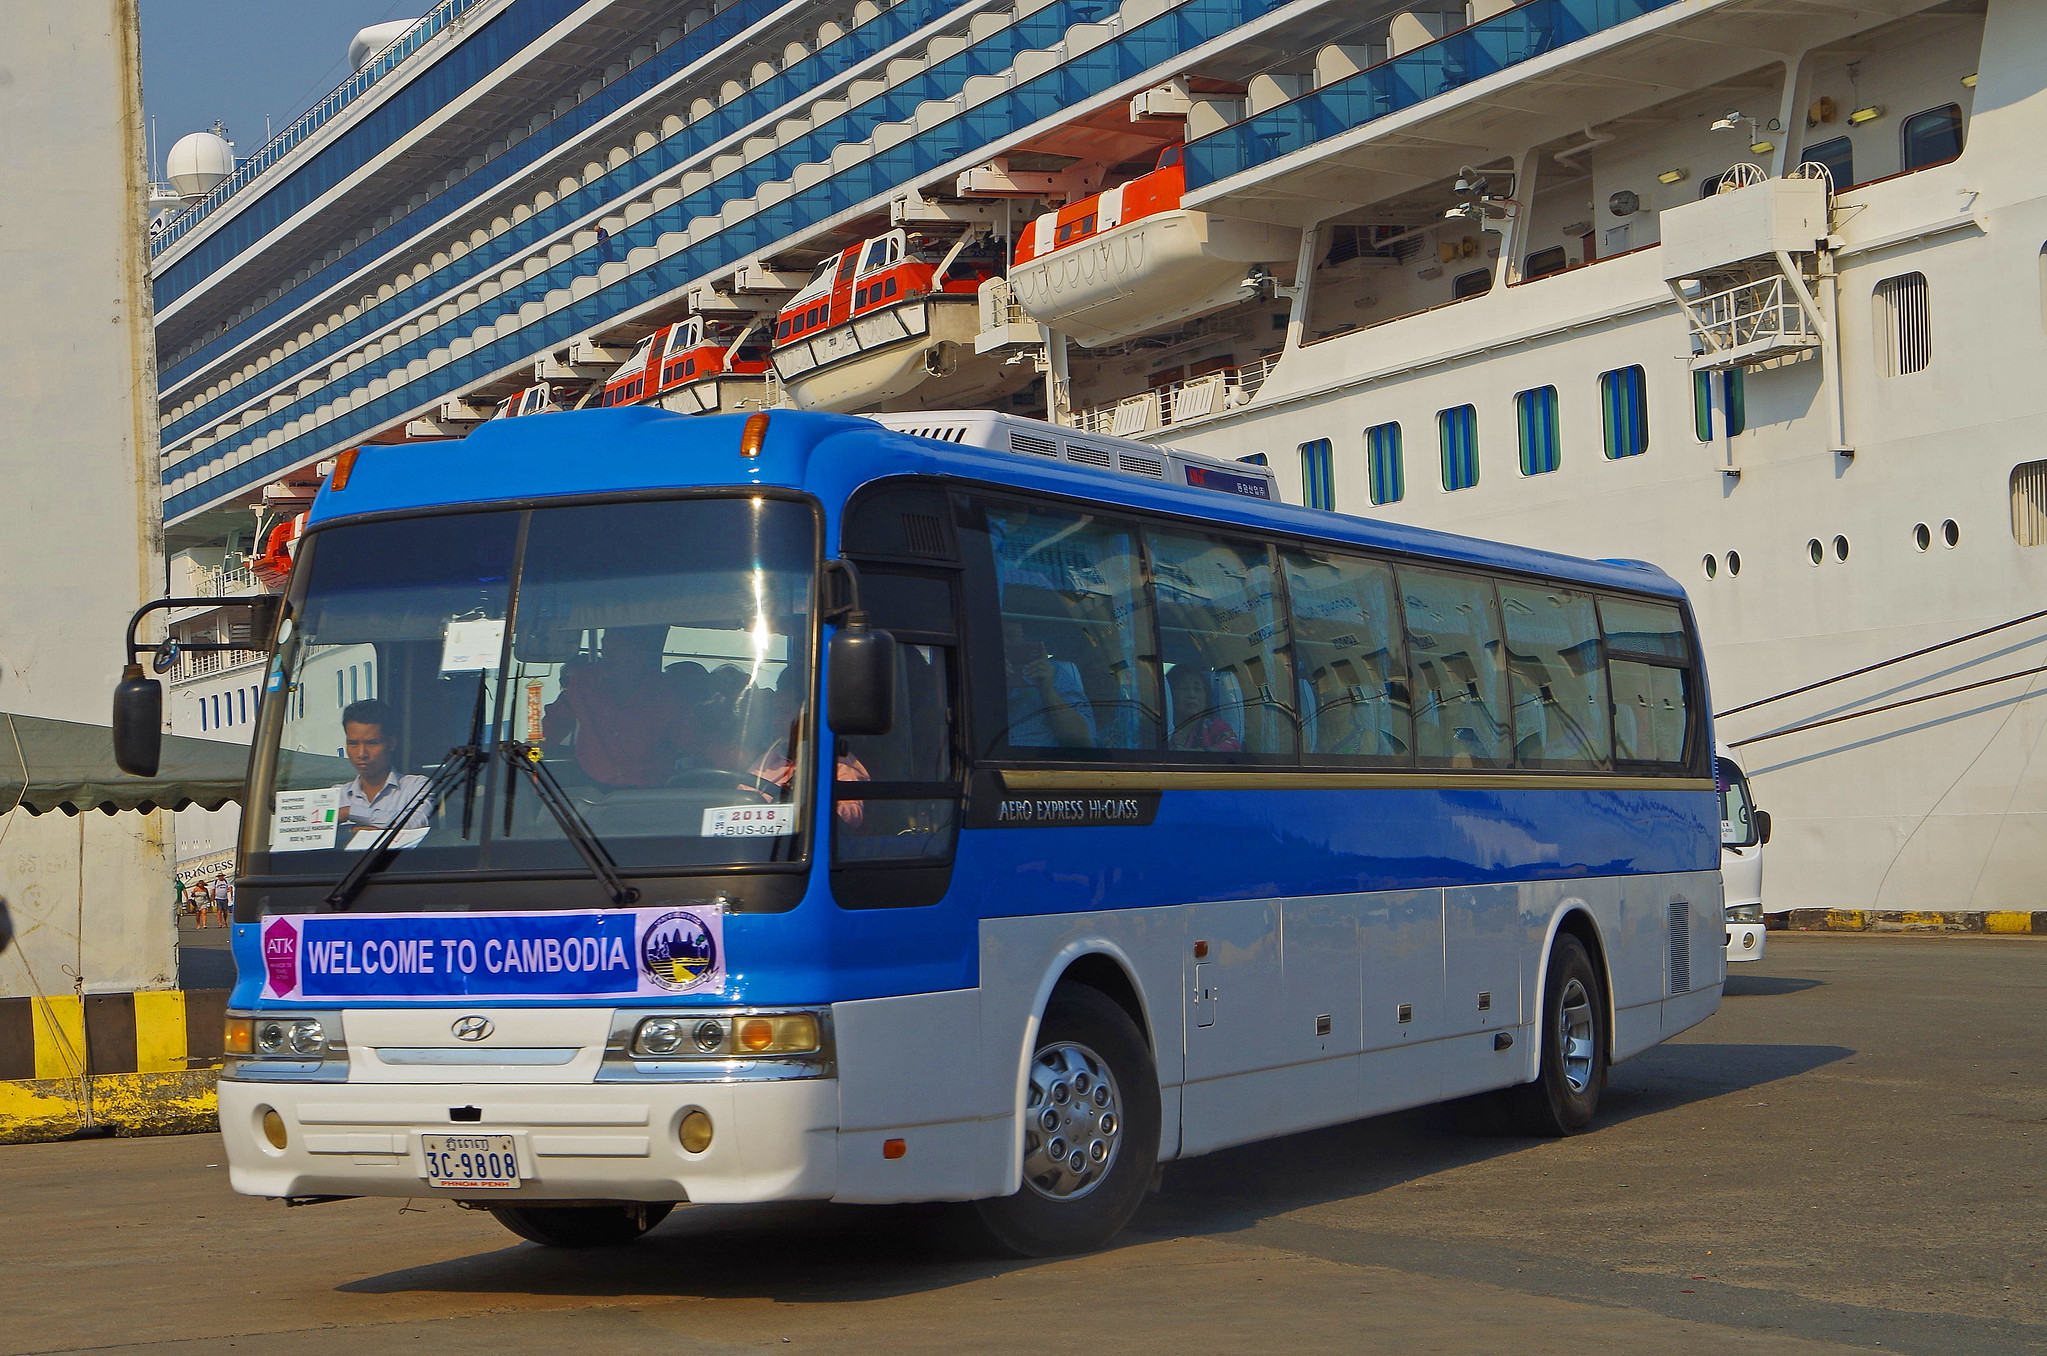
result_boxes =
[440,617,506,672]
[271,787,341,851]
[702,803,798,838]
[264,905,727,1001]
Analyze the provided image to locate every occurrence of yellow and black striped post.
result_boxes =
[0,989,229,1142]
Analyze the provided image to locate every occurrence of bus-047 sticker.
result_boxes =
[257,905,725,1001]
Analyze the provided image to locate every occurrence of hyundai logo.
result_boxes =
[451,1015,495,1042]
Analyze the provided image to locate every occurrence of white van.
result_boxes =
[1718,745,1770,962]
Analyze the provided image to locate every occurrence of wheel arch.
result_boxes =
[1537,903,1616,1068]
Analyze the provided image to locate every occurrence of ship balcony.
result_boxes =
[1071,356,1279,438]
[1184,0,1686,201]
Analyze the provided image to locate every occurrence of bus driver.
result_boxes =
[335,699,431,843]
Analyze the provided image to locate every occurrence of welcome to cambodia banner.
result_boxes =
[259,906,725,1001]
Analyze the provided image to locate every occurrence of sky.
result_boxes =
[140,0,421,179]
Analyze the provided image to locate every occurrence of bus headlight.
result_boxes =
[633,1017,689,1056]
[253,1016,329,1056]
[628,1012,822,1058]
[1724,903,1763,923]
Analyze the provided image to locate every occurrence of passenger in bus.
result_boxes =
[1166,664,1242,753]
[542,625,699,788]
[334,699,432,841]
[1002,618,1095,747]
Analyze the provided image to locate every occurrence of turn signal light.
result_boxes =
[223,1017,253,1056]
[740,412,770,458]
[328,446,360,491]
[883,1139,906,1160]
[737,1013,819,1054]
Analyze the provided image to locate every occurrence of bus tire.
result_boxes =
[488,1201,674,1248]
[1506,933,1607,1137]
[975,984,1160,1257]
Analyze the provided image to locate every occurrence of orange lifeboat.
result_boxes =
[248,512,305,590]
[768,229,1027,412]
[598,316,770,415]
[1009,142,1299,348]
[491,382,567,418]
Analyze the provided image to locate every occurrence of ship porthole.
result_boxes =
[1914,523,1931,551]
[1943,519,1961,547]
[1833,535,1850,562]
[1702,554,1717,579]
[1725,551,1741,576]
[1807,538,1824,566]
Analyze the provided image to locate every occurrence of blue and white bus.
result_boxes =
[123,408,1722,1255]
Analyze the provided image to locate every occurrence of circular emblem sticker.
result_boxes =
[641,910,718,991]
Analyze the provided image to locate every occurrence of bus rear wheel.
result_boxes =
[975,985,1159,1257]
[1505,933,1607,1136]
[488,1201,674,1247]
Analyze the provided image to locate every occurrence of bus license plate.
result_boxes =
[421,1134,519,1189]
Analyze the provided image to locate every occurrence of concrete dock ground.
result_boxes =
[1,934,2040,1355]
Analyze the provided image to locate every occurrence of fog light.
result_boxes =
[1743,933,1757,950]
[680,1110,713,1154]
[260,1108,287,1150]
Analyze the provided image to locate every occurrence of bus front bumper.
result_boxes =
[216,1075,840,1204]
[1725,923,1766,963]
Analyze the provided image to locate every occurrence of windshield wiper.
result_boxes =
[324,745,487,909]
[497,740,640,906]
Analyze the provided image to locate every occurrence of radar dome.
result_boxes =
[349,19,418,70]
[165,128,234,199]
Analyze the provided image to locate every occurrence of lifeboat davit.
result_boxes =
[1009,143,1300,348]
[769,230,1030,412]
[598,316,770,416]
[248,511,305,590]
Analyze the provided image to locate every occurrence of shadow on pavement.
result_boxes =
[339,1038,1851,1303]
[1723,972,1823,997]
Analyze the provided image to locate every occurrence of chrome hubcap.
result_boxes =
[1557,977,1596,1094]
[1022,1041,1123,1201]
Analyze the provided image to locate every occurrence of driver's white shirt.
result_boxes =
[340,772,432,833]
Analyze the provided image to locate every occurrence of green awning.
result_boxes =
[0,712,252,816]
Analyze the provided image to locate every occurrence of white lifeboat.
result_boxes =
[1009,143,1300,348]
[492,381,566,418]
[769,229,1030,412]
[597,316,770,416]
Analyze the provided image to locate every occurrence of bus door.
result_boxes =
[831,483,966,910]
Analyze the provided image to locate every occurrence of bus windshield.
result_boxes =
[245,495,819,883]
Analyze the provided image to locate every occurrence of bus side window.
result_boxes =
[834,641,959,866]
[980,505,1158,754]
[1499,584,1611,770]
[1400,567,1509,768]
[1149,529,1297,757]
[1601,597,1694,766]
[1282,548,1410,763]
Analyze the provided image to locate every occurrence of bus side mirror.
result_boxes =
[827,616,896,737]
[1753,809,1772,845]
[113,663,164,777]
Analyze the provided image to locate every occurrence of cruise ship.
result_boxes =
[149,0,2043,914]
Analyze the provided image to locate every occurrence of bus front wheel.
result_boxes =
[1506,932,1608,1136]
[975,984,1160,1257]
[488,1202,674,1247]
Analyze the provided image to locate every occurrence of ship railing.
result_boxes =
[1681,273,1821,370]
[151,0,483,255]
[169,647,266,685]
[195,565,260,598]
[1071,357,1279,437]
